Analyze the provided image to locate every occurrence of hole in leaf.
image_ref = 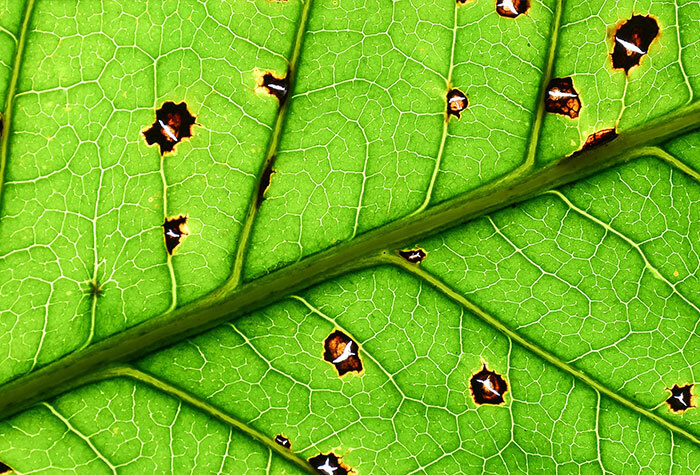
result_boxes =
[611,15,659,74]
[257,70,290,105]
[399,248,426,264]
[497,0,529,18]
[666,384,694,413]
[323,330,363,376]
[163,215,189,255]
[308,452,353,475]
[545,77,581,119]
[143,102,196,155]
[581,128,618,151]
[447,89,468,119]
[0,461,12,474]
[274,434,291,449]
[257,159,275,205]
[470,364,508,405]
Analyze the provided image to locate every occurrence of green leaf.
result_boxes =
[0,0,699,473]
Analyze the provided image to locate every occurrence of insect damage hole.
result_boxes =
[666,384,694,413]
[308,452,354,475]
[446,89,468,119]
[323,330,363,376]
[470,364,508,405]
[497,0,529,18]
[274,434,291,449]
[0,461,12,474]
[399,248,426,264]
[143,102,196,155]
[611,15,659,74]
[256,159,275,205]
[163,215,189,255]
[581,128,617,151]
[545,77,581,119]
[256,69,290,105]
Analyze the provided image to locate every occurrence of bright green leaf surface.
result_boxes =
[0,0,699,473]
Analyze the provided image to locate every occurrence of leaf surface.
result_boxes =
[0,0,699,473]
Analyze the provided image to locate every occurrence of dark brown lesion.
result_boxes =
[581,128,617,151]
[666,384,694,413]
[274,434,292,449]
[496,0,529,18]
[142,102,196,155]
[163,215,189,255]
[308,452,354,475]
[545,77,581,119]
[470,364,508,405]
[84,278,104,299]
[446,89,468,119]
[399,248,426,264]
[323,330,363,376]
[611,15,659,74]
[258,69,290,105]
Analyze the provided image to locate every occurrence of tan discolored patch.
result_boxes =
[446,89,468,119]
[666,384,694,413]
[255,69,290,105]
[496,0,529,18]
[143,102,196,155]
[470,364,508,405]
[323,330,363,376]
[163,215,189,255]
[610,15,659,74]
[308,452,354,475]
[399,248,426,264]
[545,77,581,119]
[581,128,618,151]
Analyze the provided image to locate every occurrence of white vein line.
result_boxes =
[41,402,117,474]
[674,1,693,104]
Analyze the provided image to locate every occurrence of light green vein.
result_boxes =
[227,0,314,290]
[653,146,700,184]
[73,365,317,474]
[385,254,700,448]
[41,402,117,474]
[0,0,34,205]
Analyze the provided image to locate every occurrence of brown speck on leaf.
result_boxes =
[496,0,529,18]
[545,77,581,119]
[447,89,468,119]
[85,278,104,299]
[470,364,508,405]
[666,384,694,413]
[611,15,659,74]
[581,128,617,151]
[163,215,189,255]
[257,70,290,105]
[143,102,196,155]
[274,434,291,449]
[308,452,354,475]
[399,248,426,264]
[323,330,363,376]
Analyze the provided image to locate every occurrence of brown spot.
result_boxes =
[323,330,362,376]
[258,70,290,105]
[581,128,617,151]
[257,159,275,205]
[274,434,291,449]
[447,89,468,119]
[666,384,694,413]
[163,215,189,255]
[545,77,581,119]
[470,364,508,405]
[85,278,104,299]
[0,461,11,474]
[308,452,354,475]
[399,248,426,264]
[496,0,529,18]
[611,15,659,74]
[143,102,196,155]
